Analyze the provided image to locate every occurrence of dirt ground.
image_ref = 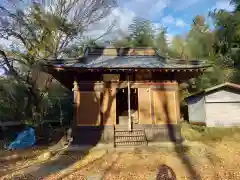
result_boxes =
[0,147,48,177]
[1,139,240,180]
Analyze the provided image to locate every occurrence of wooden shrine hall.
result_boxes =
[42,47,210,147]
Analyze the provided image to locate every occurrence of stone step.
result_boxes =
[115,136,146,142]
[115,131,145,136]
[114,130,148,147]
[115,135,145,138]
[115,141,147,146]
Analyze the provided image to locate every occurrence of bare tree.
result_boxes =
[0,0,117,124]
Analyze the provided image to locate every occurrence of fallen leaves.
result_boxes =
[1,141,240,180]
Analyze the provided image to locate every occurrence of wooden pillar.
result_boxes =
[175,82,181,124]
[101,87,117,125]
[72,80,79,126]
[127,75,132,131]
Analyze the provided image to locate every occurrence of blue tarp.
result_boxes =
[7,127,36,150]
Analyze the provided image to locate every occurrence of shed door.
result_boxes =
[205,103,240,127]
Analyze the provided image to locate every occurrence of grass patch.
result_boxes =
[181,122,240,142]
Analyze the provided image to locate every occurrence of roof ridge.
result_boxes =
[84,46,159,57]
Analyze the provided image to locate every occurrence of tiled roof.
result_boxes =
[46,47,211,69]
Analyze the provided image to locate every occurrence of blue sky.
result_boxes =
[0,0,235,42]
[115,0,235,40]
[0,0,235,75]
[0,0,235,49]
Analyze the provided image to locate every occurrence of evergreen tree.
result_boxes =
[128,17,156,47]
[169,35,188,59]
[155,27,169,56]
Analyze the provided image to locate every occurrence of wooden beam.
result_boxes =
[75,81,179,91]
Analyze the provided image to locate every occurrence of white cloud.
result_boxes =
[166,33,174,44]
[211,0,235,12]
[85,7,136,41]
[161,16,187,28]
[149,0,170,18]
[113,8,136,32]
[162,15,175,24]
[105,8,136,40]
[120,0,170,19]
[176,19,187,27]
[120,0,200,15]
[82,0,191,40]
[153,23,164,30]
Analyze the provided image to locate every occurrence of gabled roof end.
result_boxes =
[185,82,240,100]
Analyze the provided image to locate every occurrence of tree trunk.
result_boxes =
[23,85,44,125]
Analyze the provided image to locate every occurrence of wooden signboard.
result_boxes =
[103,74,120,82]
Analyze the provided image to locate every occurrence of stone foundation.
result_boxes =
[72,124,182,146]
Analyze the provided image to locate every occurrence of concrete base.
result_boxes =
[72,124,182,146]
[67,140,188,153]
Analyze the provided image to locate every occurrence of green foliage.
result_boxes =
[171,13,239,94]
[169,35,188,58]
[128,17,156,47]
[42,83,73,124]
[231,0,240,11]
[155,28,169,56]
[183,15,215,61]
[1,0,240,127]
[113,11,239,96]
[0,77,25,122]
[113,37,132,47]
[210,1,240,63]
[0,0,117,125]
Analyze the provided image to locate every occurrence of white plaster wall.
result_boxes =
[205,103,240,127]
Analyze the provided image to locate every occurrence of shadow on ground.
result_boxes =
[1,74,116,180]
[162,92,202,180]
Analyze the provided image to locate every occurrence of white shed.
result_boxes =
[186,82,240,127]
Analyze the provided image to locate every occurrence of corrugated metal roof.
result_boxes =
[201,82,240,92]
[186,82,240,100]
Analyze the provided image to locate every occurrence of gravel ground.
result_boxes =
[62,141,240,180]
[1,140,240,180]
